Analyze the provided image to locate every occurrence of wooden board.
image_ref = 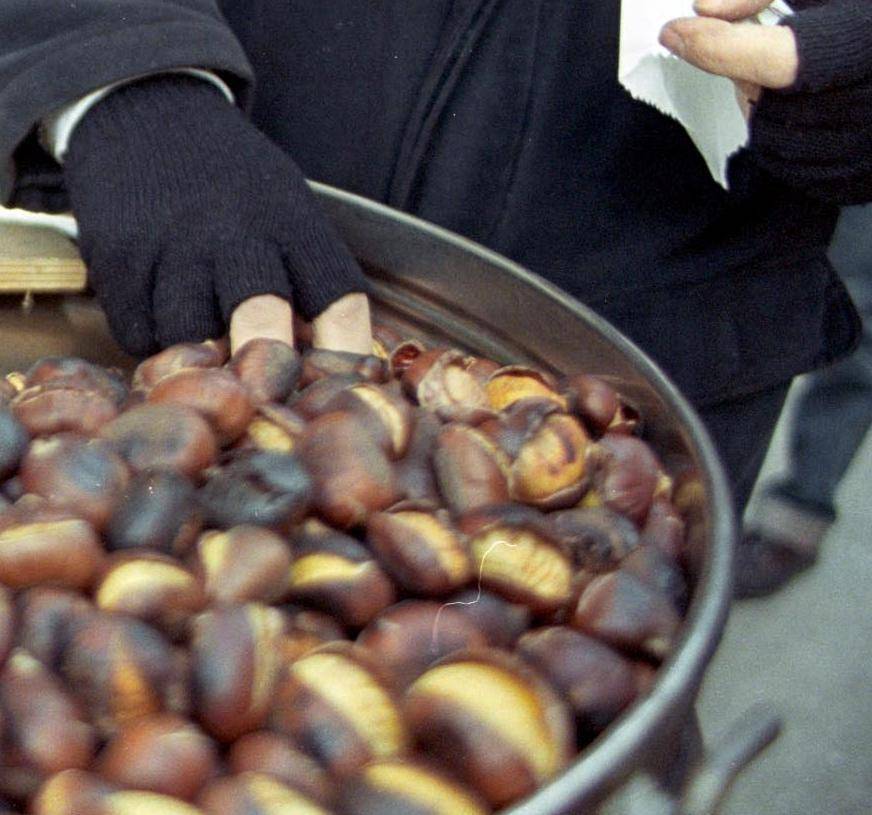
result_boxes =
[0,223,87,293]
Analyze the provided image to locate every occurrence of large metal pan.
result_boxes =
[0,183,741,813]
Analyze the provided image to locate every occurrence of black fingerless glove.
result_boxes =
[64,74,368,357]
[749,0,872,204]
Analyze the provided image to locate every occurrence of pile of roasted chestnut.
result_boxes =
[0,327,691,814]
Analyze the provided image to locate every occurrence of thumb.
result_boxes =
[693,0,774,22]
[659,17,798,88]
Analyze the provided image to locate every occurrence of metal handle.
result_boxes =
[679,703,781,815]
[600,704,781,815]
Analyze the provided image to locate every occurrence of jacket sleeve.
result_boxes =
[0,1,254,207]
[748,0,872,205]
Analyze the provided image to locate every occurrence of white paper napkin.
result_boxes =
[618,0,792,188]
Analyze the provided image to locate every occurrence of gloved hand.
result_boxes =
[64,74,371,357]
[660,0,872,204]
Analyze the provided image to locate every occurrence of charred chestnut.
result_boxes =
[0,409,29,480]
[105,469,200,556]
[19,434,130,530]
[197,451,313,530]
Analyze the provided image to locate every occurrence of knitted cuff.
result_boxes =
[66,74,237,181]
[783,2,872,92]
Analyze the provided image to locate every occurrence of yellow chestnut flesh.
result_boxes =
[406,649,574,808]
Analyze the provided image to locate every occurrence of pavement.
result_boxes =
[696,381,872,815]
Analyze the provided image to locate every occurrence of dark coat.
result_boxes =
[0,0,863,407]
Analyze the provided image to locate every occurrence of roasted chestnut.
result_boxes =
[195,525,292,605]
[402,349,491,422]
[101,404,218,478]
[405,648,574,808]
[0,508,104,591]
[367,509,472,596]
[226,731,331,804]
[462,506,573,615]
[94,551,206,635]
[485,366,568,413]
[96,714,218,801]
[19,434,130,530]
[0,649,96,777]
[296,411,398,529]
[432,424,510,515]
[269,642,408,777]
[517,626,643,735]
[60,613,181,737]
[148,368,254,445]
[197,452,313,530]
[197,772,331,815]
[549,506,641,572]
[357,600,488,689]
[132,339,228,391]
[190,603,285,742]
[228,338,302,405]
[105,470,201,555]
[15,587,94,671]
[339,759,489,815]
[299,348,387,387]
[562,372,639,436]
[570,571,681,660]
[287,519,395,627]
[235,404,306,454]
[24,357,128,405]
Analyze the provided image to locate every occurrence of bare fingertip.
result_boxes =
[659,25,686,57]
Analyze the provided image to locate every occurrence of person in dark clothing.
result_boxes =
[736,203,872,597]
[0,0,869,529]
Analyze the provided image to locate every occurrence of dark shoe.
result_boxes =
[733,531,818,599]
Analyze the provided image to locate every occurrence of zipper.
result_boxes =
[386,0,504,212]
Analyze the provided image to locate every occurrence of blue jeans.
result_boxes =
[760,204,872,524]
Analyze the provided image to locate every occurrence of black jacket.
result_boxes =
[0,0,866,407]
